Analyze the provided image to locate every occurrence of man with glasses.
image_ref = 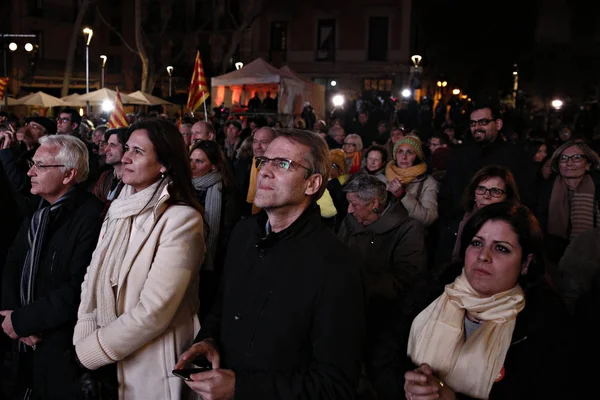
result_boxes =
[439,99,536,224]
[176,129,366,400]
[1,135,103,398]
[56,108,81,137]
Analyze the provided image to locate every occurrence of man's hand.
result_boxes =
[186,369,235,400]
[0,130,16,150]
[0,310,18,339]
[20,334,43,347]
[174,339,221,370]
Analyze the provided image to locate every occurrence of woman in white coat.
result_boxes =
[73,119,205,399]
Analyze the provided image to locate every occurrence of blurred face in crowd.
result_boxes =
[28,145,76,204]
[474,176,507,210]
[56,112,78,135]
[92,129,104,146]
[541,158,552,180]
[189,148,213,178]
[358,113,368,125]
[366,150,384,172]
[470,108,502,145]
[342,137,360,155]
[104,133,124,166]
[252,127,275,158]
[534,144,547,162]
[378,123,388,134]
[429,137,446,153]
[330,162,341,180]
[395,144,418,169]
[464,220,530,297]
[444,127,456,140]
[331,128,345,145]
[390,127,405,144]
[226,124,241,142]
[559,128,572,142]
[179,125,192,147]
[558,145,590,180]
[191,121,214,143]
[26,121,47,144]
[121,129,165,193]
[347,192,379,226]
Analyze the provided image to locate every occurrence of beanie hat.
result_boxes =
[393,136,424,161]
[330,149,348,175]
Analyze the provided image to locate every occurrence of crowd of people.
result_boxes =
[0,97,598,399]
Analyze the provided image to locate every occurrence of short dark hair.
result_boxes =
[59,107,82,125]
[462,165,520,212]
[365,144,389,166]
[105,127,131,152]
[431,132,450,146]
[459,202,545,288]
[470,98,501,120]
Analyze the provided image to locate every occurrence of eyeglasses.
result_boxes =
[475,185,506,198]
[26,123,46,132]
[255,156,312,175]
[56,117,71,123]
[28,161,66,172]
[469,118,495,127]
[558,154,587,164]
[343,142,357,147]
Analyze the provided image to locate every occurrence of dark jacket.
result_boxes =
[234,156,253,216]
[196,206,366,399]
[2,189,103,399]
[439,139,537,223]
[371,265,576,400]
[0,145,39,216]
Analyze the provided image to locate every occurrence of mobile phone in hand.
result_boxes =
[172,367,211,381]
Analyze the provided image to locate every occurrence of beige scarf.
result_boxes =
[74,179,168,343]
[385,161,427,185]
[548,174,597,240]
[407,271,525,399]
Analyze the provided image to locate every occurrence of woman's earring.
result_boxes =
[373,207,380,214]
[160,170,166,178]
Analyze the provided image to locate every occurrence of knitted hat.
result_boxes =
[393,136,424,161]
[330,149,348,175]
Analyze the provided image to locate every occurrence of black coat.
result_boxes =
[370,265,577,400]
[2,189,103,399]
[196,206,366,399]
[234,156,253,217]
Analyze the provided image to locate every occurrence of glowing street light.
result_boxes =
[24,43,33,52]
[332,94,345,107]
[401,89,412,98]
[411,54,422,68]
[330,80,337,87]
[101,100,114,112]
[551,99,563,110]
[100,55,107,88]
[442,81,447,87]
[82,27,94,115]
[513,71,518,76]
[166,65,174,97]
[452,89,461,95]
[235,62,244,70]
[8,42,17,51]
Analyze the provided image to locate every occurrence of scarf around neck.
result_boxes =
[548,174,597,240]
[385,161,428,185]
[345,152,362,174]
[407,271,525,399]
[74,178,168,344]
[193,171,223,271]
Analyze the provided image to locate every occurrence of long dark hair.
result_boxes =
[127,119,202,213]
[462,165,520,212]
[189,140,236,189]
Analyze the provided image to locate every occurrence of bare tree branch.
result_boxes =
[96,5,138,54]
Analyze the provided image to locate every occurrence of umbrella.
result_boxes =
[0,97,20,106]
[61,93,86,107]
[128,90,173,105]
[16,91,66,107]
[77,88,147,105]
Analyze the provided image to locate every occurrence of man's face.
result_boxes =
[56,113,78,135]
[191,122,213,143]
[27,145,71,203]
[359,113,368,125]
[332,128,345,145]
[92,130,104,146]
[179,125,192,147]
[253,137,317,210]
[378,123,387,134]
[252,127,275,158]
[26,121,47,144]
[429,138,446,153]
[226,124,240,140]
[104,133,124,166]
[470,108,501,144]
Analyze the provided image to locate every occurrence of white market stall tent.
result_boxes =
[210,58,325,119]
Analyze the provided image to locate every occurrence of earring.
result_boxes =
[160,171,166,178]
[373,207,380,214]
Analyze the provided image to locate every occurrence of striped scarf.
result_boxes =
[192,171,222,271]
[548,174,598,240]
[20,190,75,308]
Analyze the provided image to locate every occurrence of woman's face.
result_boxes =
[366,150,384,172]
[541,158,552,180]
[474,177,507,210]
[464,220,529,297]
[342,138,359,154]
[558,145,590,180]
[395,144,417,168]
[122,129,164,193]
[390,128,404,144]
[346,192,378,226]
[533,144,547,162]
[189,149,214,178]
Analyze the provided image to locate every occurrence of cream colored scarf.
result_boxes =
[385,161,427,185]
[74,179,168,344]
[407,271,525,399]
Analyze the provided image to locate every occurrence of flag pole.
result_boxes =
[202,91,208,121]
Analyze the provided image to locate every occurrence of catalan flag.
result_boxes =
[107,89,129,128]
[186,51,209,113]
[0,77,8,100]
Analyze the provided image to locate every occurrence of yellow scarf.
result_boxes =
[385,161,427,185]
[246,158,261,215]
[407,271,525,399]
[317,189,337,218]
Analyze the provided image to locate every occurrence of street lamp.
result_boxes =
[411,54,422,68]
[452,89,460,95]
[166,66,174,97]
[2,33,37,108]
[401,89,412,98]
[100,55,107,88]
[551,99,563,110]
[83,28,93,115]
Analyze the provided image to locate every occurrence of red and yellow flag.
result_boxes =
[0,77,9,100]
[186,51,209,113]
[107,89,129,128]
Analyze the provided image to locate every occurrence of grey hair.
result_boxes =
[344,133,364,152]
[38,135,89,183]
[343,174,388,207]
[550,140,600,173]
[180,123,193,129]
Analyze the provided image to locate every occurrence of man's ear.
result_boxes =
[72,121,80,130]
[62,168,78,186]
[304,173,323,197]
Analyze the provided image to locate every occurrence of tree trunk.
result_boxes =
[135,0,150,92]
[61,0,90,97]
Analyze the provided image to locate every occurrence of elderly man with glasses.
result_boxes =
[1,135,103,398]
[176,129,366,400]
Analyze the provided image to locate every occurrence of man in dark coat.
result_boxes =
[1,135,103,399]
[177,129,366,399]
[438,101,537,223]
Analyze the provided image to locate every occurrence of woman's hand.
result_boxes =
[405,363,457,400]
[388,178,406,198]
